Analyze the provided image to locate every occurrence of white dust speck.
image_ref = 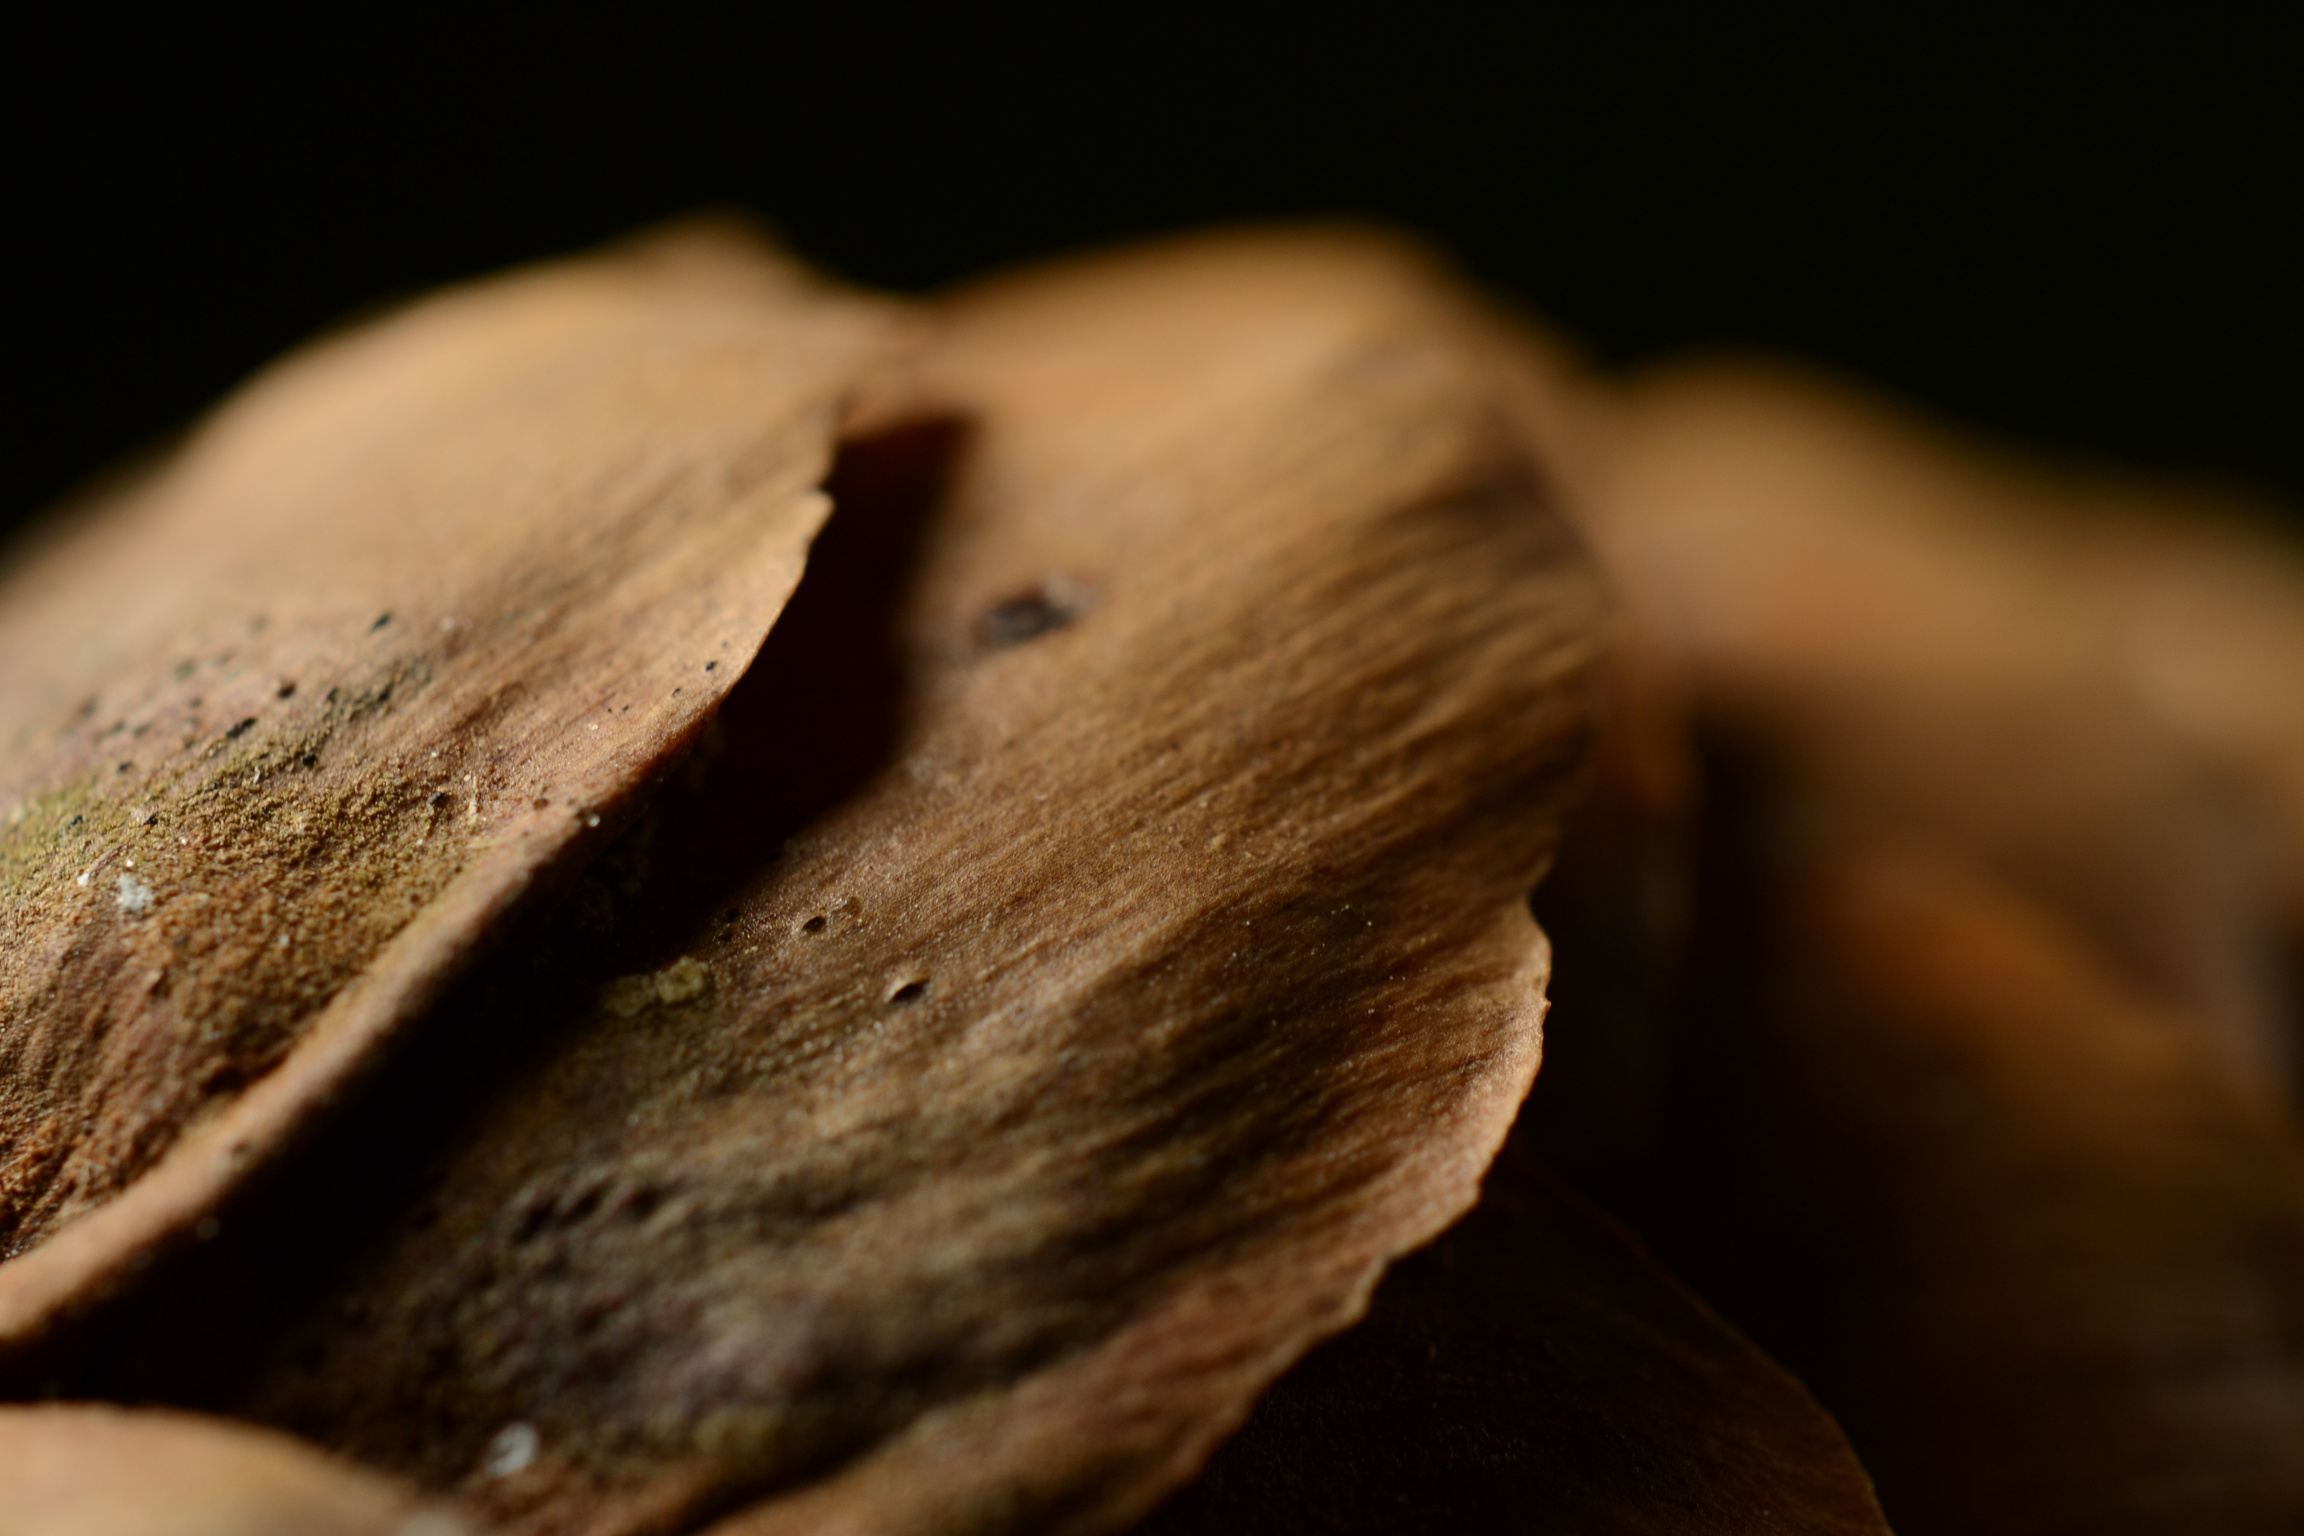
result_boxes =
[114,875,154,914]
[483,1422,538,1478]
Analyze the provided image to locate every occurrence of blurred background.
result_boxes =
[4,10,2297,541]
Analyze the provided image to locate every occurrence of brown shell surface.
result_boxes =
[0,226,902,1352]
[1133,1137,1891,1536]
[175,231,1602,1535]
[0,1403,460,1536]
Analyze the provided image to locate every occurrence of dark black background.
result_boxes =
[6,11,2297,542]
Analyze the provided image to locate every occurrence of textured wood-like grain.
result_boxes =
[0,224,904,1355]
[167,230,1604,1536]
[1134,1139,1889,1536]
[0,1404,462,1536]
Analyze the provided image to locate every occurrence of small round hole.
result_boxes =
[977,582,1084,650]
[801,915,828,934]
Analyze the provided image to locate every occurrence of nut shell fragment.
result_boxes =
[0,224,905,1355]
[155,231,1604,1534]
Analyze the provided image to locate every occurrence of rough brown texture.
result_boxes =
[0,224,903,1354]
[1133,1138,1890,1536]
[0,1403,462,1536]
[127,230,1605,1535]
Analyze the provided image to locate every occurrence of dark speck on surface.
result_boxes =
[978,588,1079,649]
